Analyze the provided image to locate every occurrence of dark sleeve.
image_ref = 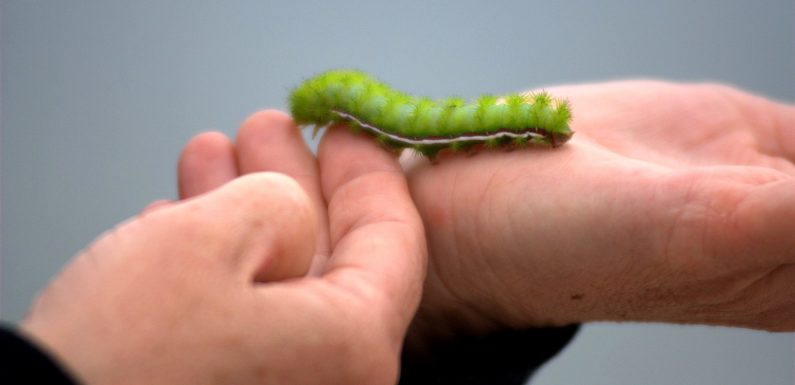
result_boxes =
[0,325,79,385]
[398,324,579,385]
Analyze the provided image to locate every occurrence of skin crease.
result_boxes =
[21,119,427,385]
[400,81,795,339]
[175,81,794,348]
[19,81,793,384]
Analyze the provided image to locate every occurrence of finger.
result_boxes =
[236,110,330,274]
[765,103,794,162]
[317,124,427,336]
[139,199,174,216]
[236,110,320,192]
[178,131,238,199]
[151,172,317,282]
[731,178,795,266]
[719,87,795,162]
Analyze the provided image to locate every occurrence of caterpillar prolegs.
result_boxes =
[289,70,573,159]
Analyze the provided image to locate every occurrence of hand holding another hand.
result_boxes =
[19,80,794,385]
[22,113,427,385]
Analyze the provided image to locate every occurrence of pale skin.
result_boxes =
[22,122,427,384]
[402,81,795,340]
[18,81,795,384]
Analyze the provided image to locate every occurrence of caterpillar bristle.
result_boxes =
[552,99,572,129]
[530,135,550,146]
[347,120,362,134]
[512,136,529,148]
[288,70,573,160]
[484,137,501,149]
[458,140,480,153]
[375,133,389,145]
[419,145,443,160]
[311,125,323,139]
[448,140,465,152]
[441,97,466,109]
[505,94,525,108]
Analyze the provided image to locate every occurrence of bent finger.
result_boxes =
[163,172,317,282]
[318,124,427,336]
[236,110,330,274]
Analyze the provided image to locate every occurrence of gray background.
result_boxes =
[1,1,793,384]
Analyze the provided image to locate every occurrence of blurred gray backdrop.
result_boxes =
[2,1,793,384]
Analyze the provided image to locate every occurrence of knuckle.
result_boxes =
[229,172,315,226]
[238,109,296,139]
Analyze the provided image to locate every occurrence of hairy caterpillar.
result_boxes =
[289,70,573,159]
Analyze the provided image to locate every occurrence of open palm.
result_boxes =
[403,81,795,334]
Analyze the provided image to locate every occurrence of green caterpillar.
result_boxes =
[289,70,573,159]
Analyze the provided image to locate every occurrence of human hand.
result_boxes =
[401,81,795,337]
[21,111,426,385]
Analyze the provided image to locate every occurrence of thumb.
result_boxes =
[732,178,795,266]
[192,172,318,282]
[127,172,317,283]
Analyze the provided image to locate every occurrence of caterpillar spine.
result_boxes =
[289,69,573,159]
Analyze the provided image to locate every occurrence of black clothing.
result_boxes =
[1,325,77,385]
[399,324,579,384]
[1,324,577,385]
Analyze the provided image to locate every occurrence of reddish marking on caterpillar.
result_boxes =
[289,70,573,159]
